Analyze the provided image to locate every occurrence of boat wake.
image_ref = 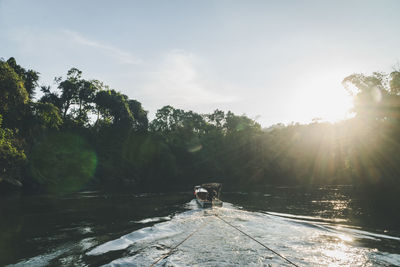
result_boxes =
[85,200,400,266]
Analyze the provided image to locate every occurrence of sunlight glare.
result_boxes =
[338,233,353,242]
[323,243,352,266]
[288,70,354,124]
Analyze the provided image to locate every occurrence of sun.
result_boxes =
[319,86,353,123]
[289,72,354,124]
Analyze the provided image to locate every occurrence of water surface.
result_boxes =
[1,187,399,266]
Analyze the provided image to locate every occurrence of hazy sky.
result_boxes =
[1,0,399,126]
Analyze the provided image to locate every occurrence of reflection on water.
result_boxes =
[1,187,400,266]
[84,201,400,266]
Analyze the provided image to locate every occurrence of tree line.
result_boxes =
[1,57,400,195]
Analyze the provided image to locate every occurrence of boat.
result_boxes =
[194,183,223,208]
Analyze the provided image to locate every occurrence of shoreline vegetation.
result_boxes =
[1,57,400,205]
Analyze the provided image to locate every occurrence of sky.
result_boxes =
[1,0,400,127]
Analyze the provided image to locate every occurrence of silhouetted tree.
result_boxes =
[6,57,39,99]
[94,89,133,126]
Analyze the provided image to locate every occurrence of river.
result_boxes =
[1,186,399,266]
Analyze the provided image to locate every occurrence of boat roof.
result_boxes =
[201,183,222,190]
[195,188,208,193]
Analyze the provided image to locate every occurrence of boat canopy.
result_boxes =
[195,188,208,193]
[201,183,222,198]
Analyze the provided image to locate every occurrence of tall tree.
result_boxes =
[128,99,149,131]
[6,57,39,99]
[94,89,134,126]
[342,72,400,120]
[41,68,100,126]
[0,60,29,129]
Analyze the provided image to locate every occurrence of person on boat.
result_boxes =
[207,189,216,201]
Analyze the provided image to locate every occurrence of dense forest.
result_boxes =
[1,57,400,197]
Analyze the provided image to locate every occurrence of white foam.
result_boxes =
[94,201,400,266]
[134,216,171,224]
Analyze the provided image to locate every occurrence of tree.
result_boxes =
[57,68,81,118]
[0,114,26,187]
[32,102,63,130]
[40,68,100,126]
[74,79,98,126]
[128,99,149,131]
[29,132,97,194]
[94,89,134,126]
[150,105,207,134]
[207,109,226,129]
[342,72,400,121]
[0,60,29,129]
[6,57,39,99]
[389,71,400,95]
[225,111,261,134]
[39,85,62,109]
[341,70,400,189]
[150,105,180,132]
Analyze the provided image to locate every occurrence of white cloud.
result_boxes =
[141,49,237,108]
[6,28,239,119]
[63,30,141,65]
[8,28,141,66]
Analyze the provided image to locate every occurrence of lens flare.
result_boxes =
[30,132,97,194]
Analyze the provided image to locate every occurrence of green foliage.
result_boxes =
[149,106,264,187]
[0,60,29,129]
[32,102,63,130]
[121,134,177,185]
[389,71,400,95]
[342,71,400,120]
[6,57,39,99]
[128,99,149,131]
[29,132,97,194]
[40,68,101,127]
[0,114,26,185]
[94,89,134,126]
[1,56,400,195]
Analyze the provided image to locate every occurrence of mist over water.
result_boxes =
[2,188,400,266]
